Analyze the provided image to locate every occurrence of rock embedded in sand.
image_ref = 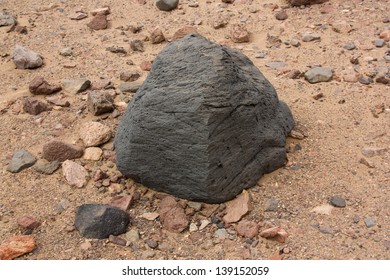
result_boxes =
[42,140,84,162]
[7,149,36,173]
[75,204,130,239]
[87,14,108,30]
[29,76,62,95]
[0,235,36,260]
[156,0,179,11]
[62,160,89,188]
[115,34,294,203]
[12,45,43,69]
[304,67,333,83]
[87,91,114,116]
[79,121,112,147]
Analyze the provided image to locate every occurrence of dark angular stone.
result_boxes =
[115,34,294,203]
[7,149,36,173]
[87,91,114,116]
[29,76,62,95]
[23,97,49,115]
[330,195,346,208]
[74,204,130,239]
[42,140,84,162]
[156,0,179,11]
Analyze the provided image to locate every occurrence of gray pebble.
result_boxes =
[343,42,356,50]
[60,47,73,56]
[364,217,376,228]
[214,228,227,239]
[319,226,333,234]
[374,39,385,48]
[264,198,278,212]
[7,149,36,173]
[330,196,346,208]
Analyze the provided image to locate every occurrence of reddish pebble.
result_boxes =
[140,61,151,71]
[0,235,36,260]
[17,216,40,230]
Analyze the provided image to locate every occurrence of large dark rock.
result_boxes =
[74,204,130,239]
[115,34,294,203]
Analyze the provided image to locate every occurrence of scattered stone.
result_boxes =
[199,219,210,230]
[172,26,198,40]
[362,147,387,157]
[145,238,158,249]
[0,235,36,260]
[70,12,87,20]
[213,16,228,29]
[383,240,390,250]
[236,220,259,239]
[87,14,108,30]
[290,38,300,47]
[358,76,373,85]
[23,97,48,115]
[106,46,127,55]
[223,191,251,224]
[364,217,376,228]
[214,228,227,239]
[359,157,375,168]
[331,20,352,34]
[301,32,321,42]
[350,55,360,65]
[311,204,334,215]
[79,121,112,147]
[379,30,390,41]
[119,82,142,93]
[158,196,189,233]
[330,196,346,208]
[222,0,235,3]
[109,195,133,211]
[187,201,202,211]
[120,72,141,82]
[276,229,288,243]
[33,160,60,175]
[376,73,390,84]
[13,25,27,34]
[288,69,302,79]
[230,24,249,43]
[62,79,91,94]
[254,51,267,58]
[156,0,179,11]
[140,61,152,71]
[343,42,356,50]
[62,160,89,188]
[265,61,287,69]
[115,34,294,203]
[91,7,110,16]
[304,67,333,83]
[42,140,84,162]
[17,216,40,230]
[264,198,278,212]
[287,0,329,6]
[374,39,385,48]
[109,235,127,246]
[275,10,288,21]
[125,229,140,243]
[75,204,130,239]
[130,40,144,52]
[189,223,198,232]
[141,212,160,221]
[259,226,280,238]
[29,76,62,95]
[268,252,283,260]
[0,12,16,26]
[141,250,155,259]
[319,225,333,234]
[87,91,114,116]
[83,147,103,161]
[59,47,73,56]
[7,149,36,173]
[54,198,69,214]
[12,45,43,69]
[150,27,165,44]
[343,72,359,83]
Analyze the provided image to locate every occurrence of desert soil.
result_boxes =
[0,0,389,260]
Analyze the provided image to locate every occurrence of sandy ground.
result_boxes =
[0,0,389,260]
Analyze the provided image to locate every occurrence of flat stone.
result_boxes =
[379,30,390,41]
[172,26,198,40]
[319,225,333,234]
[109,195,133,211]
[33,160,60,175]
[343,42,356,50]
[156,0,179,11]
[59,47,73,56]
[83,147,103,161]
[106,46,127,55]
[374,39,385,48]
[259,226,280,238]
[79,121,112,147]
[330,195,346,208]
[141,212,160,221]
[214,228,227,239]
[62,160,89,188]
[29,76,62,95]
[150,27,165,44]
[0,235,36,260]
[187,201,202,211]
[130,40,144,52]
[87,14,108,30]
[223,190,251,224]
[236,219,259,239]
[310,204,334,215]
[70,12,87,20]
[118,82,142,93]
[265,61,287,69]
[115,34,294,203]
[301,32,321,42]
[120,72,141,82]
[109,235,127,246]
[91,7,110,16]
[199,219,210,230]
[23,97,49,115]
[275,10,288,21]
[331,20,352,34]
[362,147,387,158]
[158,196,189,233]
[62,79,91,94]
[12,45,43,69]
[42,140,84,162]
[288,0,329,6]
[304,67,333,83]
[75,204,130,239]
[7,149,36,173]
[125,229,140,243]
[87,91,114,116]
[17,216,40,230]
[364,217,376,228]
